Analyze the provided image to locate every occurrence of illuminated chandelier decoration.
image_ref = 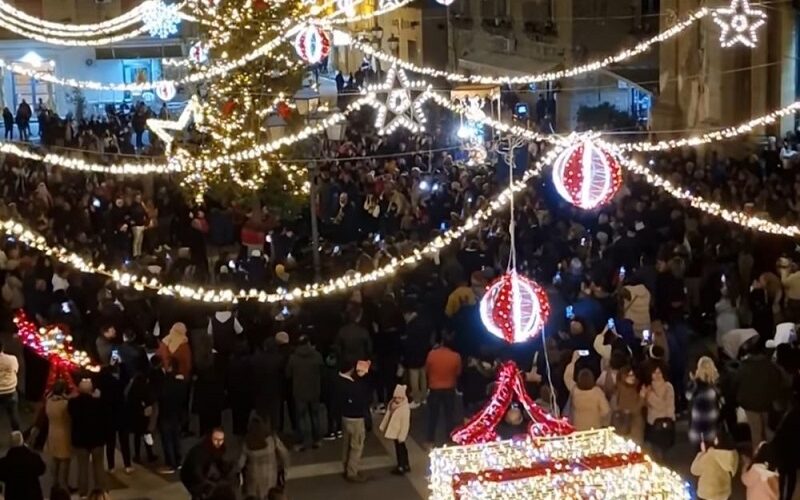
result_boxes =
[142,0,182,39]
[551,138,622,210]
[712,0,766,48]
[293,25,331,64]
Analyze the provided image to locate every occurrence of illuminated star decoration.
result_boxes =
[712,0,767,48]
[366,65,432,136]
[378,0,405,8]
[146,96,204,155]
[142,0,182,39]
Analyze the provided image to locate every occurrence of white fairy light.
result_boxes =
[367,66,432,135]
[142,0,182,39]
[712,0,766,48]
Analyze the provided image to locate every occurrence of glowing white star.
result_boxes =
[366,65,432,136]
[142,0,181,39]
[712,0,767,48]
[146,96,204,154]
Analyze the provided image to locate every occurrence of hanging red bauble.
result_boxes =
[552,139,622,210]
[221,99,237,117]
[479,271,550,344]
[253,0,268,10]
[293,25,331,64]
[276,101,292,120]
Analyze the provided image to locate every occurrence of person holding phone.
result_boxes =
[563,351,610,431]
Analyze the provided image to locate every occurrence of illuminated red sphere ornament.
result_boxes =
[479,270,550,343]
[552,139,622,210]
[293,25,331,64]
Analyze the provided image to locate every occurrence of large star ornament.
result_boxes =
[366,65,432,136]
[147,96,204,154]
[712,0,767,48]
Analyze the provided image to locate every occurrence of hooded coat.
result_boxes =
[691,448,739,500]
[285,343,324,403]
[240,435,290,498]
[380,384,410,442]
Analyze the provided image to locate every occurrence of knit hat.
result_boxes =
[275,264,290,282]
[275,331,290,345]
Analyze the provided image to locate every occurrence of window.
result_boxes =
[522,0,553,23]
[12,68,53,111]
[481,0,507,19]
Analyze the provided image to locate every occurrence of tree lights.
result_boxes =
[14,311,99,372]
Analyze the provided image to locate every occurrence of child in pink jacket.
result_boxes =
[741,442,779,500]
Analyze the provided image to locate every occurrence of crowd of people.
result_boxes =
[1,95,800,500]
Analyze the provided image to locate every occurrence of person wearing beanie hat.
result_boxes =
[0,430,46,500]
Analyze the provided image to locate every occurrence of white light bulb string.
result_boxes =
[609,146,800,237]
[330,8,708,85]
[0,144,566,304]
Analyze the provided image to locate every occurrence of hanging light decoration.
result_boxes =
[551,138,622,210]
[479,271,550,343]
[293,25,331,64]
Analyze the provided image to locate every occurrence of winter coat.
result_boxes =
[68,393,109,449]
[45,395,71,459]
[400,314,433,369]
[157,373,188,425]
[240,436,290,498]
[716,298,740,346]
[645,381,676,425]
[379,384,410,442]
[0,445,46,500]
[687,380,721,445]
[126,374,156,434]
[741,464,779,500]
[336,322,373,362]
[251,347,288,411]
[1,275,24,309]
[623,284,651,336]
[286,344,324,403]
[157,338,192,379]
[691,448,739,500]
[611,383,646,444]
[736,355,787,413]
[180,440,236,499]
[772,403,800,469]
[564,362,610,431]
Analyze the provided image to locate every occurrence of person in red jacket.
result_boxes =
[424,335,461,447]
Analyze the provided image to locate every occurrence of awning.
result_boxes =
[450,84,501,101]
[602,66,659,94]
[458,50,561,80]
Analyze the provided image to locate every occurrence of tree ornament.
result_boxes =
[479,271,550,344]
[253,0,268,11]
[551,139,622,210]
[276,101,292,119]
[222,99,237,117]
[712,0,766,48]
[155,80,176,101]
[142,0,181,39]
[293,25,331,64]
[189,41,210,64]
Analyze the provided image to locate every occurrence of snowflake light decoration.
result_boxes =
[712,0,767,48]
[142,0,182,39]
[366,65,433,136]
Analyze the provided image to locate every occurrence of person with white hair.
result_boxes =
[0,430,46,500]
[686,356,722,448]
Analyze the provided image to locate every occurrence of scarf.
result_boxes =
[163,322,188,354]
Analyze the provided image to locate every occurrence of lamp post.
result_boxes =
[294,87,323,280]
[265,114,287,141]
[371,24,384,82]
[387,33,400,57]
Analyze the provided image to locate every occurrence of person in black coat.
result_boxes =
[193,366,225,437]
[97,361,132,471]
[68,378,109,497]
[226,342,253,437]
[180,428,236,500]
[125,372,157,463]
[0,431,46,500]
[252,337,295,433]
[772,396,800,500]
[157,359,189,473]
[400,301,434,407]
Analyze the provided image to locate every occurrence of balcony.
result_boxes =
[523,21,558,43]
[481,17,512,37]
[451,14,473,29]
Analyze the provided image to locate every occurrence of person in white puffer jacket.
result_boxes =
[622,283,651,338]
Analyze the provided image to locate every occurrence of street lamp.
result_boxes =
[265,114,287,141]
[293,87,320,117]
[371,25,384,42]
[387,33,400,56]
[294,87,322,280]
[325,109,346,141]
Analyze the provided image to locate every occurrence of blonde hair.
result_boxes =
[694,356,719,385]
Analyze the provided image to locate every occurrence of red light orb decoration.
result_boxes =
[552,139,622,210]
[479,271,550,344]
[293,25,331,65]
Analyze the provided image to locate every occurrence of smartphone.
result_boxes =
[92,198,101,208]
[419,180,430,191]
[721,274,726,284]
[333,245,341,255]
[111,348,120,361]
[228,259,236,269]
[553,271,562,284]
[643,329,652,343]
[440,222,447,231]
[281,305,290,316]
[619,266,626,280]
[265,234,272,243]
[607,318,615,331]
[60,302,71,314]
[580,237,586,246]
[577,350,590,357]
[566,305,574,319]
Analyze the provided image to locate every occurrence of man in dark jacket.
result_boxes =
[181,428,236,500]
[336,358,369,482]
[336,307,372,363]
[97,360,132,472]
[286,335,324,451]
[68,378,109,497]
[735,343,789,451]
[158,359,189,473]
[0,431,45,500]
[400,301,434,408]
[252,335,296,434]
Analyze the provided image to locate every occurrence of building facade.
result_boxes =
[0,0,191,115]
[654,0,798,139]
